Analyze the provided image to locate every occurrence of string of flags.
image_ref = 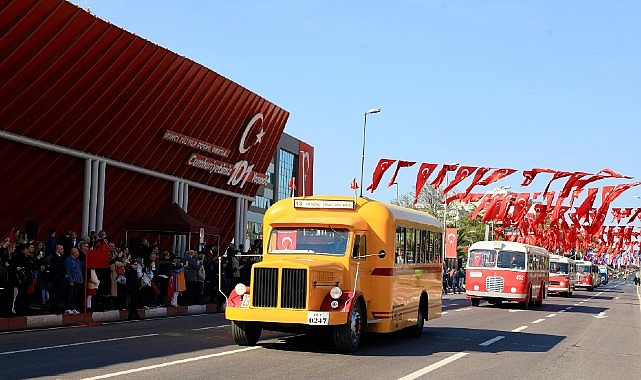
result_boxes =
[351,159,640,258]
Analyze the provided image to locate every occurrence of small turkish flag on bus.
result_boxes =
[288,177,296,190]
[350,178,358,190]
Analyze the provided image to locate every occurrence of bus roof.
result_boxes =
[549,254,574,263]
[469,240,549,255]
[266,195,441,230]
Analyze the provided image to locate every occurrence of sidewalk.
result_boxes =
[0,303,222,332]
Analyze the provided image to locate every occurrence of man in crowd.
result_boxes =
[64,248,83,314]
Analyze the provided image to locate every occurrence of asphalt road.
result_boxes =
[1,278,640,380]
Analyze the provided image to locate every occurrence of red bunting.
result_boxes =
[521,168,555,186]
[443,166,478,194]
[387,160,416,187]
[463,167,491,196]
[430,164,459,188]
[478,168,517,186]
[414,163,438,204]
[366,158,396,193]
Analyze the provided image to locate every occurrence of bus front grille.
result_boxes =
[252,268,307,309]
[486,276,504,292]
[281,268,307,309]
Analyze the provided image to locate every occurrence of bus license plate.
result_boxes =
[307,312,329,325]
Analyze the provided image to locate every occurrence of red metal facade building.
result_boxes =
[0,0,290,249]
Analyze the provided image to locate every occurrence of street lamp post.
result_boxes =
[442,163,459,265]
[359,108,381,197]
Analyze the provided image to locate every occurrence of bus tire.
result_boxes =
[527,287,535,308]
[407,295,426,338]
[231,320,262,346]
[471,298,480,307]
[534,284,544,307]
[333,298,364,353]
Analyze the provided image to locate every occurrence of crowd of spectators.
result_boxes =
[0,226,262,319]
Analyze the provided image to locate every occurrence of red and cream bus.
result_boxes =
[465,240,549,308]
[225,195,443,352]
[548,254,576,297]
[574,260,599,291]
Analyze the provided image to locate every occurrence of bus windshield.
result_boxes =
[577,264,590,274]
[268,227,350,255]
[468,249,525,269]
[497,250,525,269]
[550,262,569,274]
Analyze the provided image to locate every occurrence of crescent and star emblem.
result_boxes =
[447,233,456,244]
[281,236,293,249]
[239,113,265,154]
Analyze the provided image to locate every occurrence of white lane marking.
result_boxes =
[193,324,230,331]
[82,346,261,379]
[546,313,557,318]
[532,319,545,324]
[479,335,505,346]
[594,312,607,319]
[442,311,449,315]
[455,308,472,312]
[0,334,159,356]
[397,352,468,380]
[512,326,528,332]
[508,309,524,313]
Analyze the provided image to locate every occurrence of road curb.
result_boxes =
[0,303,222,331]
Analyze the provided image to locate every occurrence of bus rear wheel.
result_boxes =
[333,299,364,352]
[231,320,262,346]
[407,299,426,338]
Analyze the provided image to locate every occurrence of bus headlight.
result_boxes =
[329,286,343,299]
[559,281,565,286]
[234,283,247,296]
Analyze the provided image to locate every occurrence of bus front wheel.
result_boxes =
[471,298,480,307]
[333,299,364,353]
[231,320,262,346]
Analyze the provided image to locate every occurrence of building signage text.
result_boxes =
[163,130,231,158]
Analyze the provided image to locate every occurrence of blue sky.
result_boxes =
[71,1,641,211]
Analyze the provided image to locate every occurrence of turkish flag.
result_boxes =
[575,187,598,221]
[543,171,572,197]
[443,166,477,194]
[430,164,459,188]
[277,231,297,250]
[446,228,458,259]
[350,178,359,190]
[463,167,491,196]
[387,160,416,187]
[478,168,517,186]
[288,177,296,190]
[598,168,633,179]
[521,168,555,186]
[414,162,438,204]
[366,158,396,193]
[558,172,590,198]
[510,193,530,222]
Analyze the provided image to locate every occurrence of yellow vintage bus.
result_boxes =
[225,195,443,352]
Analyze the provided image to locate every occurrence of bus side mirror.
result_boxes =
[378,250,386,259]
